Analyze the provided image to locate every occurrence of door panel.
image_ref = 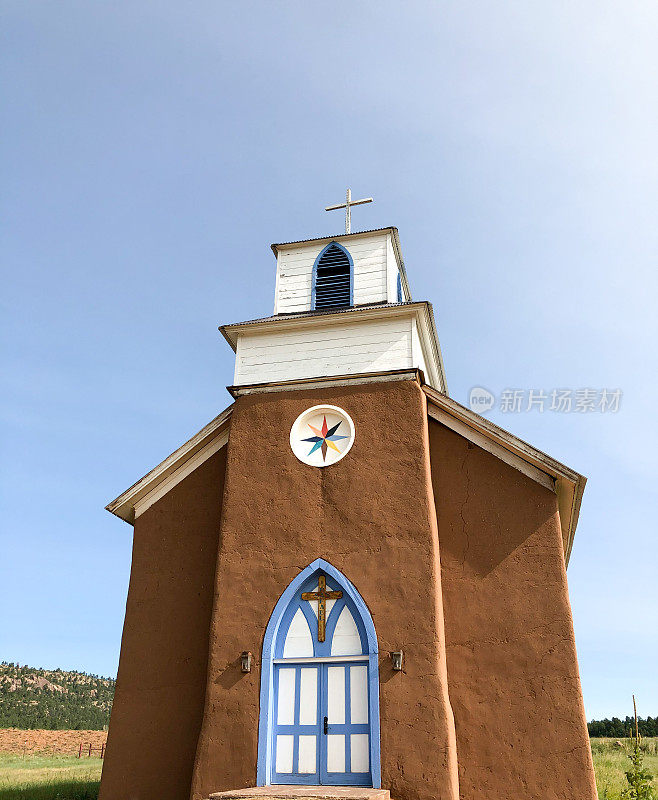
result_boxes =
[326,734,346,773]
[299,668,318,725]
[350,733,370,773]
[275,734,294,774]
[298,735,317,773]
[350,665,369,724]
[326,666,345,723]
[277,668,295,725]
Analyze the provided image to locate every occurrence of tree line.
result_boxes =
[588,717,658,738]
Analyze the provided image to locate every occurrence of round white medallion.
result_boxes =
[290,405,355,467]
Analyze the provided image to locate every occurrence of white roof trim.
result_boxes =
[229,368,422,397]
[106,405,233,525]
[133,429,230,520]
[423,385,586,566]
[220,302,426,349]
[413,302,448,394]
[270,227,397,254]
[427,402,555,493]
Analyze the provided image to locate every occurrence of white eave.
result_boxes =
[423,385,586,566]
[105,405,233,524]
[219,301,448,394]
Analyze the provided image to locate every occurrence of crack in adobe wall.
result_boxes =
[458,448,471,573]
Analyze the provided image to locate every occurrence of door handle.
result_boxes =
[323,716,328,735]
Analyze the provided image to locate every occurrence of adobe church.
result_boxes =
[99,197,598,800]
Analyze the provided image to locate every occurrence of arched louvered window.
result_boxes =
[312,243,353,310]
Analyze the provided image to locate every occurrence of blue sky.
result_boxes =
[1,1,656,720]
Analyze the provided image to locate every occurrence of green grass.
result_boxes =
[592,738,658,799]
[0,754,102,800]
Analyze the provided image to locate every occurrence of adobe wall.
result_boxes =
[99,448,227,800]
[428,420,597,800]
[190,379,460,800]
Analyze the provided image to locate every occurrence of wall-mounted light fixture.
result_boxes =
[240,651,253,673]
[391,651,404,671]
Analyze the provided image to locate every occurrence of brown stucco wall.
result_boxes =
[99,447,228,800]
[190,379,460,800]
[428,419,597,800]
[100,381,596,800]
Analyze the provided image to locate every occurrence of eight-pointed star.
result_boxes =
[301,415,349,461]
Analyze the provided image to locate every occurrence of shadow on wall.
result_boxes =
[215,655,251,690]
[431,429,560,579]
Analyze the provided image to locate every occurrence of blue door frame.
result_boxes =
[258,559,381,788]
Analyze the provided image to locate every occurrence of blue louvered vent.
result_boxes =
[313,244,352,309]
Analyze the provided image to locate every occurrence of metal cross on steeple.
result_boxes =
[325,188,373,234]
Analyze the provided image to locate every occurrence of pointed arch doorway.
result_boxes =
[257,559,381,788]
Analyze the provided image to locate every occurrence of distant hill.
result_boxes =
[0,662,115,730]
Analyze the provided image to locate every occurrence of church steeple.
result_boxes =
[104,201,593,800]
[220,226,447,394]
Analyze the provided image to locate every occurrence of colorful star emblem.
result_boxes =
[301,415,349,461]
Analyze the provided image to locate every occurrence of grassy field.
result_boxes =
[0,754,102,800]
[0,739,656,799]
[592,737,658,799]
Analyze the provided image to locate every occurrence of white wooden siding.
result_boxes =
[411,322,429,380]
[274,232,392,314]
[234,316,416,385]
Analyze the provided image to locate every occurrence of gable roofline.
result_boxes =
[423,384,586,566]
[105,374,585,568]
[270,227,412,305]
[220,300,420,348]
[270,227,396,254]
[105,404,233,524]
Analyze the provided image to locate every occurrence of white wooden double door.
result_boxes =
[272,660,371,785]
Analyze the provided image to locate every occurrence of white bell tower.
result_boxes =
[220,226,447,393]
